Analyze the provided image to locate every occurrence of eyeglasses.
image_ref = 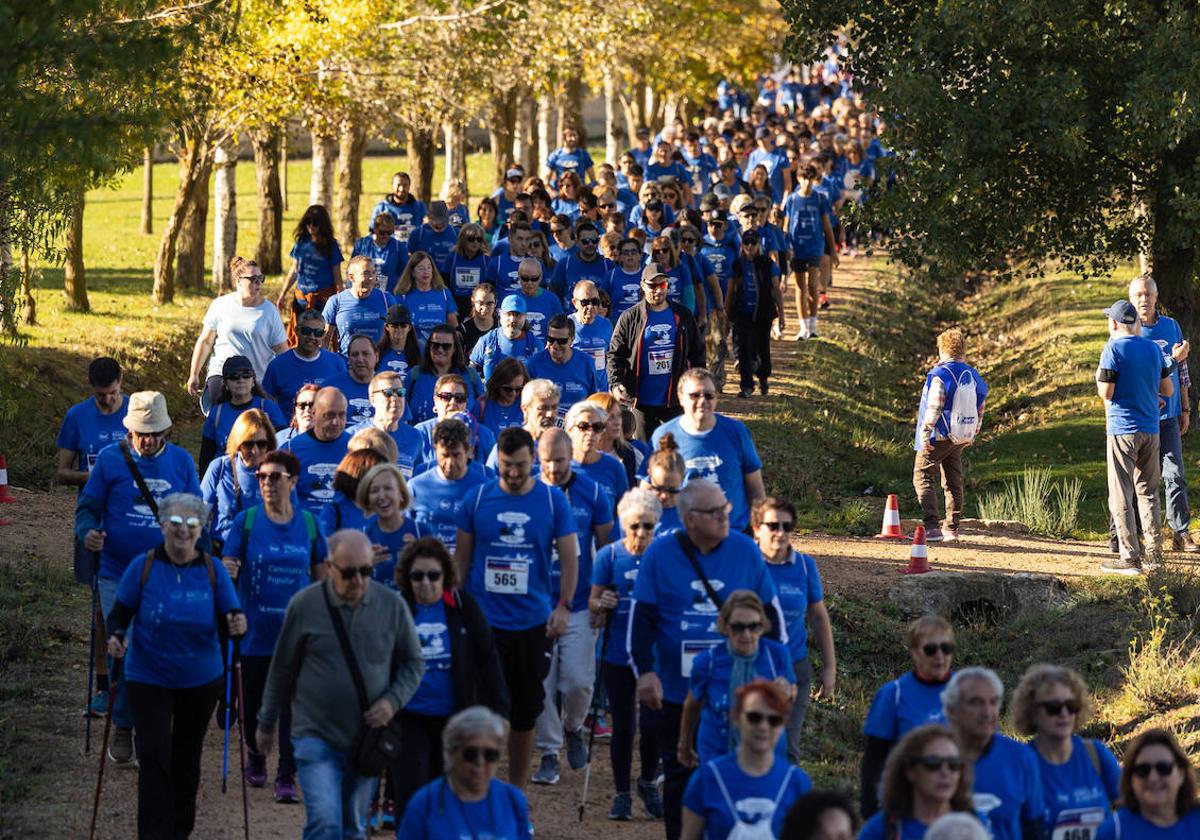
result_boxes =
[464,236,483,243]
[1132,761,1178,779]
[257,471,290,484]
[226,371,255,381]
[573,422,606,433]
[460,746,501,765]
[598,203,615,210]
[642,280,668,290]
[575,297,601,307]
[743,240,760,247]
[921,642,955,657]
[437,392,468,404]
[650,483,681,495]
[333,564,373,581]
[911,755,963,773]
[239,274,265,284]
[579,237,599,245]
[691,502,732,519]
[372,387,406,399]
[685,391,716,401]
[409,570,443,583]
[546,336,571,346]
[762,521,794,532]
[518,274,541,282]
[628,522,656,532]
[744,710,784,728]
[239,439,270,452]
[429,341,454,352]
[499,385,523,396]
[680,237,697,244]
[295,401,316,411]
[1038,699,1080,717]
[167,514,202,528]
[728,621,763,635]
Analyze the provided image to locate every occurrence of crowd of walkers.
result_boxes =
[54,59,1200,840]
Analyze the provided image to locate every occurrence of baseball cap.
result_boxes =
[1103,300,1138,326]
[705,209,727,224]
[385,303,412,325]
[427,201,449,221]
[500,294,527,314]
[641,264,668,284]
[755,126,772,140]
[505,168,523,181]
[222,355,253,377]
[636,126,650,138]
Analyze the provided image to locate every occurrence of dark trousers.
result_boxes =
[913,440,967,529]
[127,678,222,840]
[240,654,296,777]
[732,315,772,392]
[605,663,660,794]
[392,710,449,817]
[657,701,692,840]
[633,404,683,443]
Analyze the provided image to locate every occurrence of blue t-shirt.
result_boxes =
[549,254,610,303]
[57,397,130,494]
[400,287,457,349]
[782,189,831,259]
[682,754,812,840]
[546,147,595,184]
[376,348,415,382]
[570,315,613,392]
[364,515,426,589]
[858,814,932,840]
[322,288,397,354]
[607,267,645,323]
[518,291,564,340]
[415,417,496,467]
[525,349,598,418]
[1030,736,1120,840]
[1099,335,1171,435]
[290,239,344,294]
[444,252,489,303]
[459,480,577,631]
[351,235,408,295]
[351,420,425,480]
[281,430,351,516]
[397,777,532,840]
[1137,315,1185,420]
[650,415,763,531]
[1096,809,1200,840]
[765,550,824,663]
[319,492,370,535]
[914,360,989,450]
[637,306,678,406]
[655,505,683,537]
[645,160,692,185]
[746,147,790,203]
[222,506,324,657]
[477,398,525,438]
[115,552,240,688]
[548,473,613,611]
[863,671,951,741]
[631,530,780,704]
[407,598,455,716]
[973,734,1047,840]
[689,639,792,764]
[201,397,288,453]
[323,371,374,428]
[80,443,202,580]
[200,454,262,546]
[262,349,347,420]
[446,203,469,229]
[407,224,459,275]
[592,542,645,666]
[682,151,719,197]
[370,197,426,242]
[486,253,526,296]
[574,454,629,511]
[409,461,491,553]
[699,237,739,308]
[470,329,541,381]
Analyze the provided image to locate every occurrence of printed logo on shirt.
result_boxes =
[650,324,673,346]
[525,312,546,335]
[307,462,339,500]
[686,454,723,484]
[132,477,173,517]
[416,622,448,659]
[690,578,725,613]
[497,511,531,545]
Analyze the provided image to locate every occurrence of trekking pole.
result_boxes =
[233,636,251,840]
[222,637,233,793]
[579,605,614,822]
[84,567,99,754]
[89,647,119,840]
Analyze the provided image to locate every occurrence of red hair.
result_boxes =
[733,679,791,719]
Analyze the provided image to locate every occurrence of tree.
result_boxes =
[782,0,1200,335]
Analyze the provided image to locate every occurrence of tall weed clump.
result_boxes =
[976,466,1082,537]
[1118,587,1200,714]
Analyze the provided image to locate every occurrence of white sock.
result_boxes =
[808,316,818,333]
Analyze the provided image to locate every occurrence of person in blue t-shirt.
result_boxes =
[405,325,484,424]
[276,204,344,345]
[407,201,460,277]
[104,492,245,834]
[914,327,989,544]
[569,280,613,391]
[200,408,276,550]
[454,426,579,788]
[321,256,397,355]
[1012,664,1120,840]
[681,680,812,840]
[1094,728,1200,840]
[861,615,957,818]
[645,142,692,188]
[415,382,497,466]
[746,127,792,204]
[752,497,836,766]
[394,251,459,351]
[857,724,980,840]
[681,132,719,200]
[324,335,380,428]
[525,315,598,420]
[475,357,528,439]
[349,371,425,480]
[198,355,288,476]
[607,241,648,323]
[513,259,563,340]
[444,224,492,312]
[409,419,492,553]
[548,222,609,303]
[544,126,595,190]
[725,234,784,398]
[369,171,426,243]
[945,668,1047,840]
[374,303,421,386]
[782,164,837,340]
[279,387,352,517]
[220,450,323,800]
[356,463,426,588]
[470,295,541,381]
[351,212,409,295]
[262,310,348,422]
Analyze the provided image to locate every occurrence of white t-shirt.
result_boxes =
[202,293,288,379]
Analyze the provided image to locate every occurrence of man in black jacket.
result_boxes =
[607,263,705,441]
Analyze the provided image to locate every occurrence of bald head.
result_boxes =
[314,387,348,441]
[538,428,573,486]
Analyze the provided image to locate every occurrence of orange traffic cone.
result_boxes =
[0,455,15,503]
[902,526,931,574]
[874,494,905,539]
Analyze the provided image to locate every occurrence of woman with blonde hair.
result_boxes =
[444,223,491,313]
[395,250,458,349]
[200,407,278,549]
[357,462,426,587]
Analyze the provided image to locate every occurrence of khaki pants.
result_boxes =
[1107,432,1162,563]
[913,440,967,530]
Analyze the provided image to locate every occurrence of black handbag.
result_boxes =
[321,584,404,776]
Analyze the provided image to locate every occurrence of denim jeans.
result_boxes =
[293,736,376,840]
[97,576,133,729]
[1160,416,1191,533]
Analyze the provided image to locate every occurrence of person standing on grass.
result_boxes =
[1097,300,1175,575]
[276,206,345,347]
[913,328,988,543]
[1127,274,1196,553]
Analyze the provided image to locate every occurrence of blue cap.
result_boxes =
[500,294,527,314]
[1103,300,1137,326]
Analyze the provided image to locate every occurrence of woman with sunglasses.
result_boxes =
[641,432,685,536]
[198,354,287,475]
[1096,728,1200,840]
[680,680,812,840]
[565,401,629,509]
[221,450,324,803]
[860,615,956,817]
[753,497,835,767]
[477,357,529,438]
[275,383,318,447]
[586,392,640,487]
[445,224,492,314]
[201,408,277,551]
[591,487,665,820]
[105,492,246,837]
[1012,664,1119,840]
[406,325,484,424]
[397,706,530,839]
[858,724,977,840]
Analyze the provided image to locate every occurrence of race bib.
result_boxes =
[455,267,481,290]
[681,638,721,678]
[485,556,529,595]
[648,348,673,375]
[585,347,606,370]
[1051,808,1105,840]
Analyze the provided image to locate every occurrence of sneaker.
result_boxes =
[818,293,830,310]
[792,330,808,341]
[1172,531,1200,553]
[586,715,612,739]
[565,727,589,770]
[1101,558,1142,576]
[637,778,665,819]
[531,753,560,785]
[86,690,109,718]
[944,528,960,542]
[245,750,268,787]
[108,726,134,764]
[608,792,633,821]
[924,528,945,542]
[274,774,299,804]
[737,388,753,399]
[759,381,769,396]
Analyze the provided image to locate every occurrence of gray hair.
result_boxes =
[299,308,327,325]
[564,400,606,430]
[618,486,663,524]
[521,378,560,409]
[1129,273,1157,295]
[942,666,1004,715]
[677,478,722,518]
[924,813,990,840]
[326,529,372,564]
[442,705,509,770]
[158,493,210,527]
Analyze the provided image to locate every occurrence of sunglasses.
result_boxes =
[744,710,784,728]
[226,371,255,381]
[334,564,373,581]
[239,439,270,452]
[728,621,763,635]
[921,642,955,657]
[1038,699,1080,717]
[628,522,656,532]
[546,336,571,346]
[685,391,716,401]
[599,203,615,210]
[167,514,202,528]
[911,755,963,773]
[708,221,726,228]
[429,341,454,352]
[620,250,641,257]
[372,387,406,399]
[295,401,315,411]
[575,297,602,306]
[579,237,599,245]
[574,422,606,433]
[650,483,681,495]
[460,746,501,765]
[499,385,523,396]
[257,471,290,483]
[437,392,468,403]
[409,570,443,583]
[518,274,542,282]
[762,521,794,532]
[652,249,670,256]
[239,274,265,283]
[464,236,483,243]
[643,281,668,290]
[1132,761,1178,779]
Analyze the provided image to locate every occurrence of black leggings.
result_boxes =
[732,315,773,391]
[391,710,448,817]
[604,663,660,794]
[240,654,296,777]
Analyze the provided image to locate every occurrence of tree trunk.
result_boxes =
[153,135,212,304]
[335,118,366,247]
[251,126,283,274]
[280,128,289,212]
[63,189,88,311]
[405,126,436,203]
[559,72,584,140]
[488,91,519,188]
[1151,134,1200,353]
[176,149,213,291]
[536,91,555,175]
[20,248,35,325]
[442,120,468,196]
[140,146,153,235]
[309,128,337,209]
[662,92,682,131]
[514,95,536,174]
[603,67,625,166]
[212,139,238,293]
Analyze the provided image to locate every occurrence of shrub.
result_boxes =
[975,466,1082,537]
[1119,588,1200,713]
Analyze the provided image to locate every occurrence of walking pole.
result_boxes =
[233,636,251,840]
[579,606,614,822]
[89,656,119,839]
[84,565,99,754]
[222,637,233,793]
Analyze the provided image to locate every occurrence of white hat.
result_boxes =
[122,391,172,434]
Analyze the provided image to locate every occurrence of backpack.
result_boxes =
[946,367,980,444]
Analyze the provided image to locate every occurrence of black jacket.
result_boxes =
[607,300,705,408]
[726,254,779,323]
